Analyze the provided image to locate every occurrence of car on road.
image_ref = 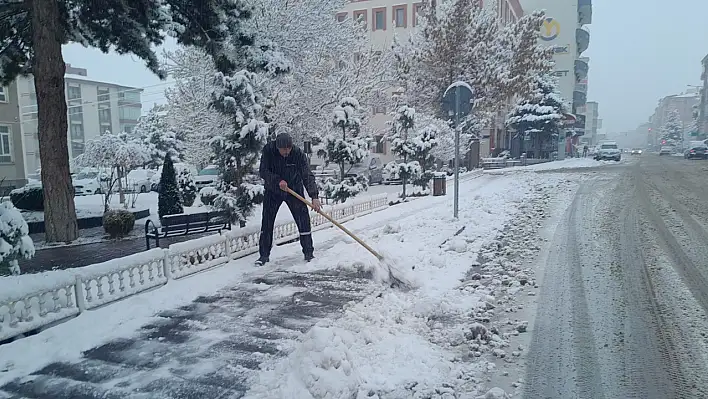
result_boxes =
[684,144,708,159]
[630,148,643,155]
[594,142,622,161]
[659,146,674,156]
[193,165,220,190]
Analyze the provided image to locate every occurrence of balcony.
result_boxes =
[578,0,592,25]
[575,58,589,81]
[573,90,587,109]
[576,27,590,55]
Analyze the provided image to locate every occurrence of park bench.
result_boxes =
[145,210,231,250]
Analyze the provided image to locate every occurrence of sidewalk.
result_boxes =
[0,268,375,398]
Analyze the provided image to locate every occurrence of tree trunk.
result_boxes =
[31,0,78,243]
[117,166,125,205]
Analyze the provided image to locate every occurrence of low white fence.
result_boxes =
[0,194,389,342]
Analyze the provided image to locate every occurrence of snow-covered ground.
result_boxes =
[0,171,572,396]
[483,156,632,175]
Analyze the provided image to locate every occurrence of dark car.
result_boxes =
[684,145,708,159]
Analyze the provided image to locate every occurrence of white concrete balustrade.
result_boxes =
[0,194,390,343]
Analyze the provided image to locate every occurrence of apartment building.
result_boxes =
[0,80,25,193]
[649,92,699,142]
[16,64,143,176]
[699,53,708,137]
[337,0,524,162]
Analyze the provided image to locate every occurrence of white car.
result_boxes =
[73,169,109,196]
[125,169,156,193]
[594,142,622,161]
[659,146,674,156]
[194,165,220,189]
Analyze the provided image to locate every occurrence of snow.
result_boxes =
[483,157,622,175]
[244,173,566,397]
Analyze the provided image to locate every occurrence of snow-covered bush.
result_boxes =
[0,201,35,276]
[158,155,183,218]
[322,97,370,203]
[199,186,219,206]
[387,105,422,199]
[178,170,198,207]
[102,209,135,239]
[9,184,44,211]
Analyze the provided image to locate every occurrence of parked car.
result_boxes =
[630,148,643,155]
[684,144,708,159]
[594,142,622,161]
[193,165,220,190]
[125,169,156,193]
[659,146,674,156]
[345,156,384,185]
[383,160,404,185]
[72,169,110,196]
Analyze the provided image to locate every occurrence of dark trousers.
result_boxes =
[258,191,313,258]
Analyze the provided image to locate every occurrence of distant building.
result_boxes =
[16,64,143,176]
[649,91,699,143]
[0,80,25,193]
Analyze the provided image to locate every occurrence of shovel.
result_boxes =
[285,187,412,289]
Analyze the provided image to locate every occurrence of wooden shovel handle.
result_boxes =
[285,187,383,260]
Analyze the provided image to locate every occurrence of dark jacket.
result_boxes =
[259,141,319,199]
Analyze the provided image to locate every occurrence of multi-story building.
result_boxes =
[16,64,143,176]
[649,91,699,143]
[699,54,708,137]
[337,0,524,162]
[580,101,599,145]
[0,80,26,193]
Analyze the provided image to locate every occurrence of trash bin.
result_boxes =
[433,175,446,196]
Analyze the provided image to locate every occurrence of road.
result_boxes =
[524,154,708,399]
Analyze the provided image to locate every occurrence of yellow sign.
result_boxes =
[541,18,560,41]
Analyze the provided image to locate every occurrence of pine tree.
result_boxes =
[661,109,684,144]
[505,74,566,158]
[158,155,183,218]
[0,0,249,243]
[322,97,370,203]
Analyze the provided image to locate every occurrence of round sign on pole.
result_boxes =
[441,81,474,220]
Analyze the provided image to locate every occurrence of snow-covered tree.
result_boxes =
[505,74,566,158]
[0,202,35,276]
[162,47,231,170]
[321,97,370,203]
[386,105,421,199]
[661,109,684,144]
[0,0,245,244]
[75,132,151,212]
[210,71,269,225]
[133,106,184,169]
[249,0,394,143]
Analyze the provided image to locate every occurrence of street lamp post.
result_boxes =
[442,81,474,219]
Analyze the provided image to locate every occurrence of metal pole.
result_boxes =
[454,87,460,219]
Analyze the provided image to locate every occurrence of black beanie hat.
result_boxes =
[275,133,293,149]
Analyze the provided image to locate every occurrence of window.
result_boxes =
[97,86,110,103]
[71,141,85,156]
[393,5,407,28]
[119,90,141,103]
[413,3,423,26]
[336,12,347,22]
[67,85,81,100]
[0,87,7,103]
[373,8,386,31]
[98,107,112,127]
[120,123,137,133]
[353,10,367,28]
[70,123,84,140]
[119,106,142,120]
[0,125,12,163]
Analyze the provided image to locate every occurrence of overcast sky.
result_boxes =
[62,0,708,134]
